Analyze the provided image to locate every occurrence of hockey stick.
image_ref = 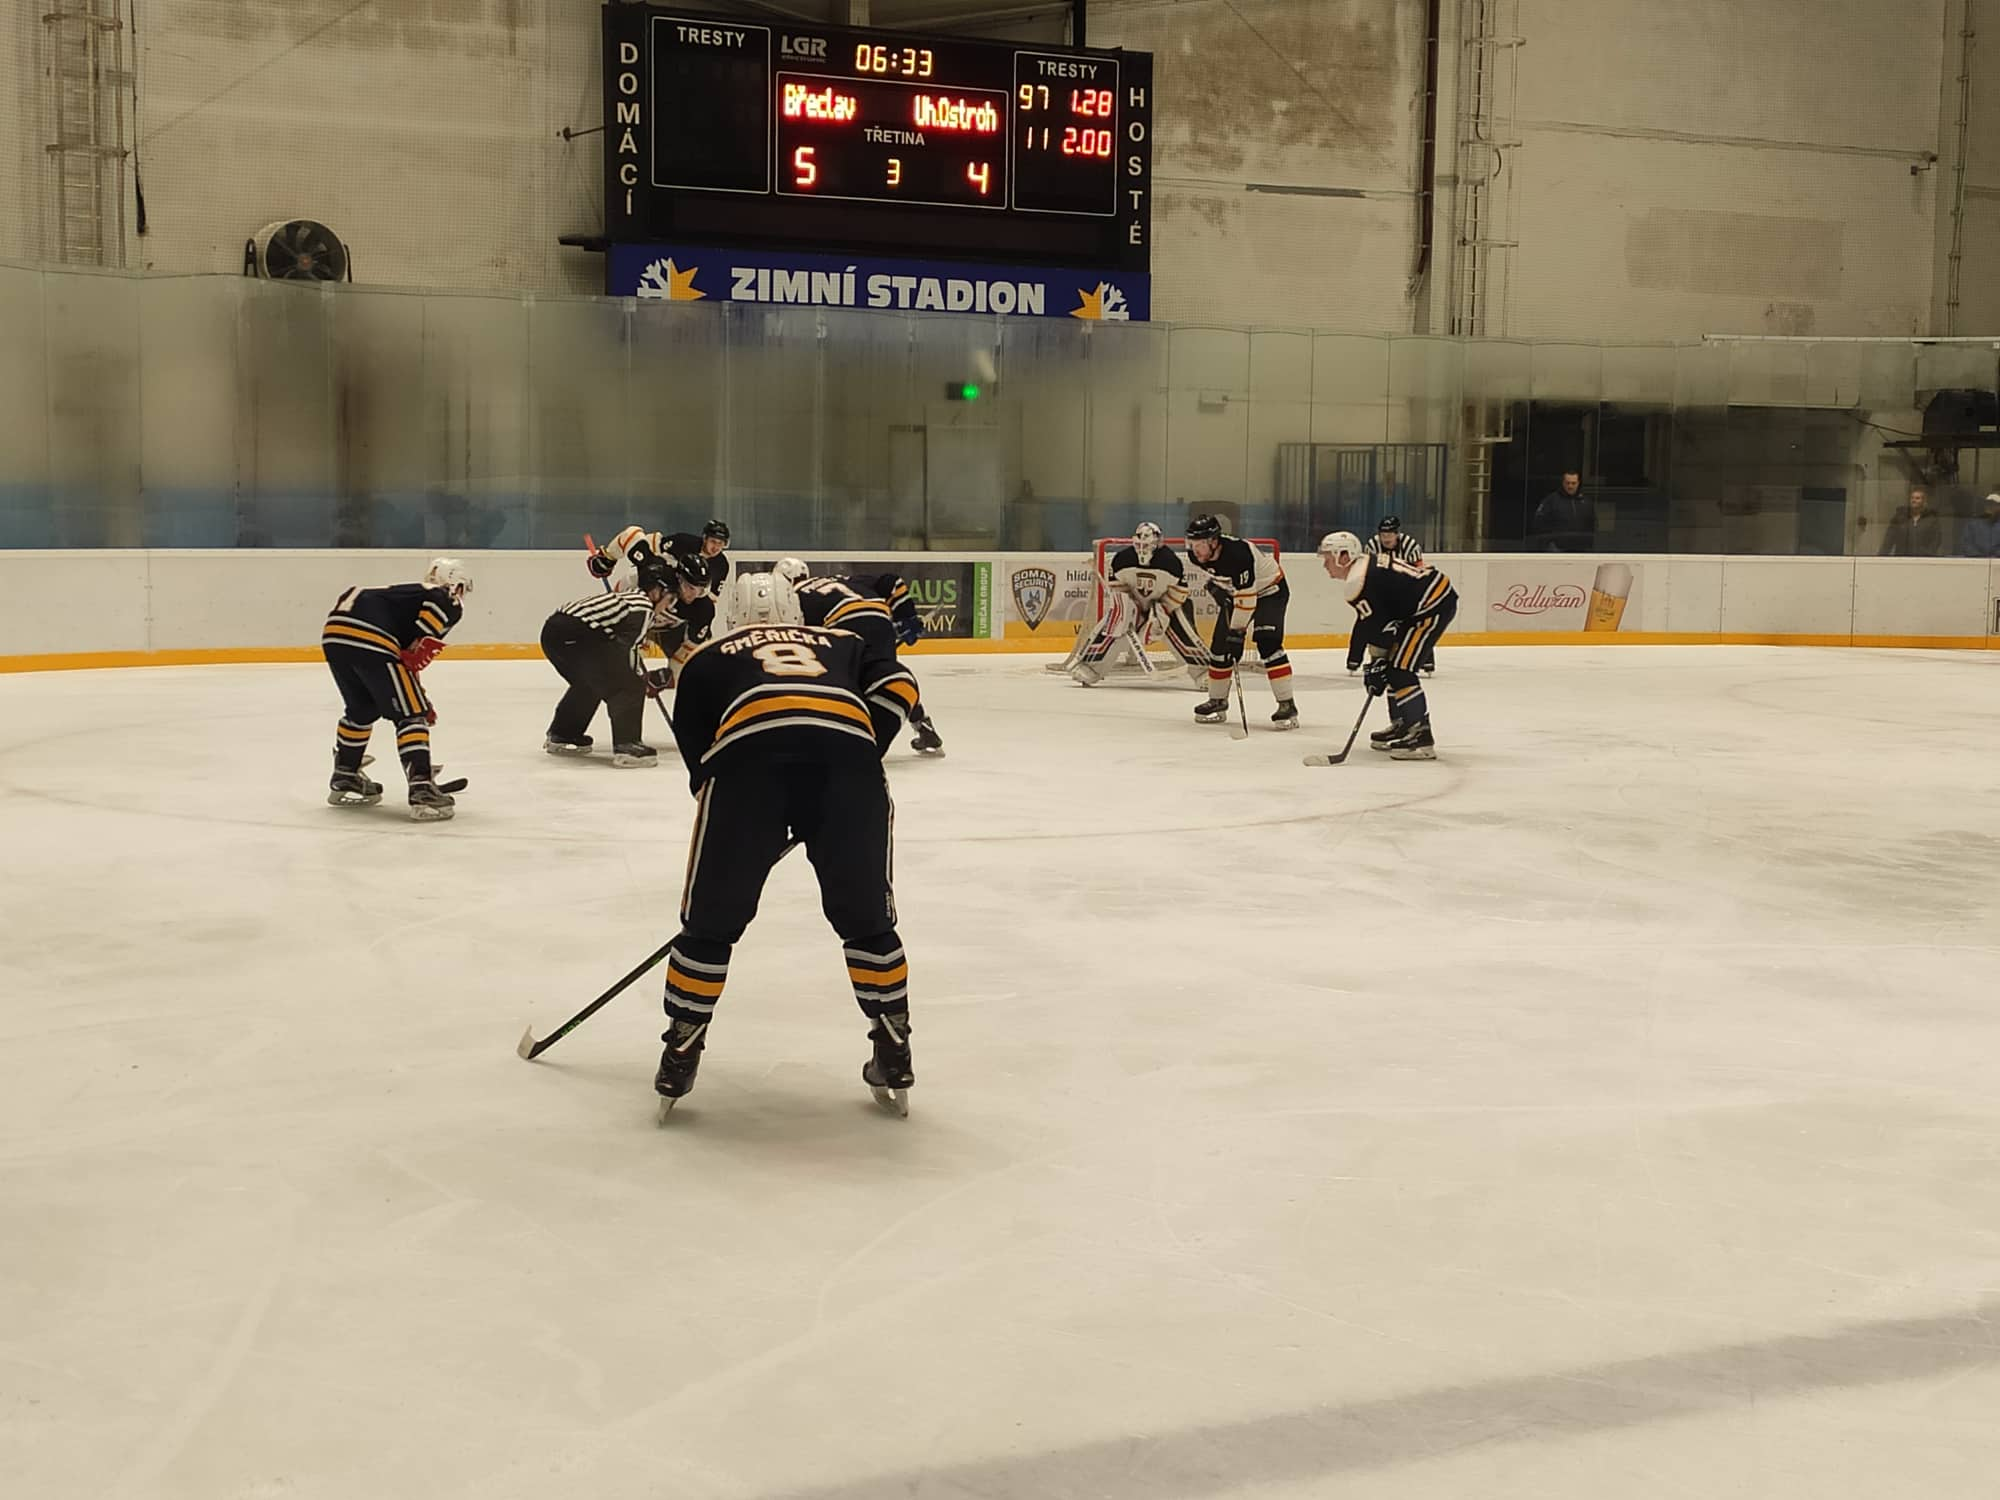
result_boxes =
[1229,671,1250,740]
[518,937,675,1061]
[1304,692,1376,767]
[517,838,801,1060]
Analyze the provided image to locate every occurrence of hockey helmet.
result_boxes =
[773,556,810,586]
[733,571,802,627]
[1376,515,1402,534]
[423,556,473,600]
[702,519,731,545]
[1184,513,1223,543]
[1317,530,1363,562]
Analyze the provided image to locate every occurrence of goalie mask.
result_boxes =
[1132,522,1163,565]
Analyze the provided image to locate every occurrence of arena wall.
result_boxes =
[3,550,1996,670]
[3,0,1989,338]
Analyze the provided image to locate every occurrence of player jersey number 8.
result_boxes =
[753,642,829,677]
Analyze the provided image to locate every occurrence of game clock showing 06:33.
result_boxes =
[602,5,1153,273]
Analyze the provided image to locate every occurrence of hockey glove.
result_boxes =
[1213,629,1246,669]
[1362,659,1390,697]
[400,637,445,672]
[644,666,675,697]
[586,549,616,579]
[1206,581,1234,609]
[893,612,924,647]
[1346,654,1362,672]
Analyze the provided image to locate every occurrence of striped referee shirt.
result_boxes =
[1365,533,1425,565]
[559,589,660,672]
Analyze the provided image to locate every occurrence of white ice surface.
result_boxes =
[3,647,2000,1500]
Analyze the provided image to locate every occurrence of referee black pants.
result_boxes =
[541,612,645,745]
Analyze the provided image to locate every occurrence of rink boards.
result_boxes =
[3,548,2000,670]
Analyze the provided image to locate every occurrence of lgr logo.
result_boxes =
[781,35,828,58]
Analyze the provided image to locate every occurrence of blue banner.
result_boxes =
[608,244,1149,321]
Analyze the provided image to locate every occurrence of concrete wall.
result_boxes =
[5,0,1985,340]
[3,550,1997,663]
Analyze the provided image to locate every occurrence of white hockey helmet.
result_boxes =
[773,556,810,587]
[1317,530,1363,563]
[1132,522,1163,565]
[732,570,802,627]
[423,556,472,600]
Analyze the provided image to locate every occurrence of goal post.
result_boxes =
[1046,535,1281,680]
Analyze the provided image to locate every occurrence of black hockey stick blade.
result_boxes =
[437,776,468,794]
[1304,694,1376,767]
[519,937,675,1061]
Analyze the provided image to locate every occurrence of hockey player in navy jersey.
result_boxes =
[653,571,922,1119]
[1319,530,1457,759]
[320,557,470,820]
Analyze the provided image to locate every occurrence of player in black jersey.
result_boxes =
[320,557,470,820]
[1319,530,1457,759]
[653,571,922,1118]
[1184,513,1299,728]
[1356,517,1435,673]
[776,560,944,754]
[589,520,732,601]
[1065,522,1208,686]
[541,554,707,766]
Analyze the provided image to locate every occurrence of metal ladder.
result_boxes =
[43,0,130,266]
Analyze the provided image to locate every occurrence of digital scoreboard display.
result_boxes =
[604,6,1153,272]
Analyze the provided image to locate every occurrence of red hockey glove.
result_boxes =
[400,637,445,672]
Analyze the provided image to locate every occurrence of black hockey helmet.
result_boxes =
[635,554,675,593]
[702,518,731,544]
[1185,513,1223,543]
[1377,515,1402,533]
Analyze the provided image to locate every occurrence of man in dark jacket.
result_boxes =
[1879,486,1945,556]
[1529,470,1595,551]
[1958,492,2000,557]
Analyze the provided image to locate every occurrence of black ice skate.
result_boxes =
[612,742,658,768]
[1388,719,1436,760]
[909,714,945,755]
[407,780,456,821]
[1270,701,1300,730]
[655,1018,708,1120]
[545,733,593,756]
[1194,696,1231,723]
[327,770,383,807]
[1369,721,1405,750]
[863,1014,914,1118]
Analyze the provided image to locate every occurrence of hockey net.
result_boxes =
[1047,536,1281,681]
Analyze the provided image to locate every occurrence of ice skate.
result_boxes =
[612,742,658,767]
[1193,696,1231,724]
[1270,701,1299,730]
[407,780,456,821]
[326,770,382,807]
[909,714,945,755]
[544,733,593,756]
[862,1015,914,1118]
[1388,719,1436,760]
[654,1019,708,1120]
[1369,721,1405,750]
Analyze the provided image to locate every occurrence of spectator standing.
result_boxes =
[1879,486,1945,556]
[1529,470,1595,552]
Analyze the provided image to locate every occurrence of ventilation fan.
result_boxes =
[244,220,351,282]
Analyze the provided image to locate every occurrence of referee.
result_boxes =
[541,555,700,767]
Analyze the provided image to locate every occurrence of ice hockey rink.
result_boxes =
[3,645,1998,1500]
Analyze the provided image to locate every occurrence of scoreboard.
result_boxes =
[603,6,1153,273]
